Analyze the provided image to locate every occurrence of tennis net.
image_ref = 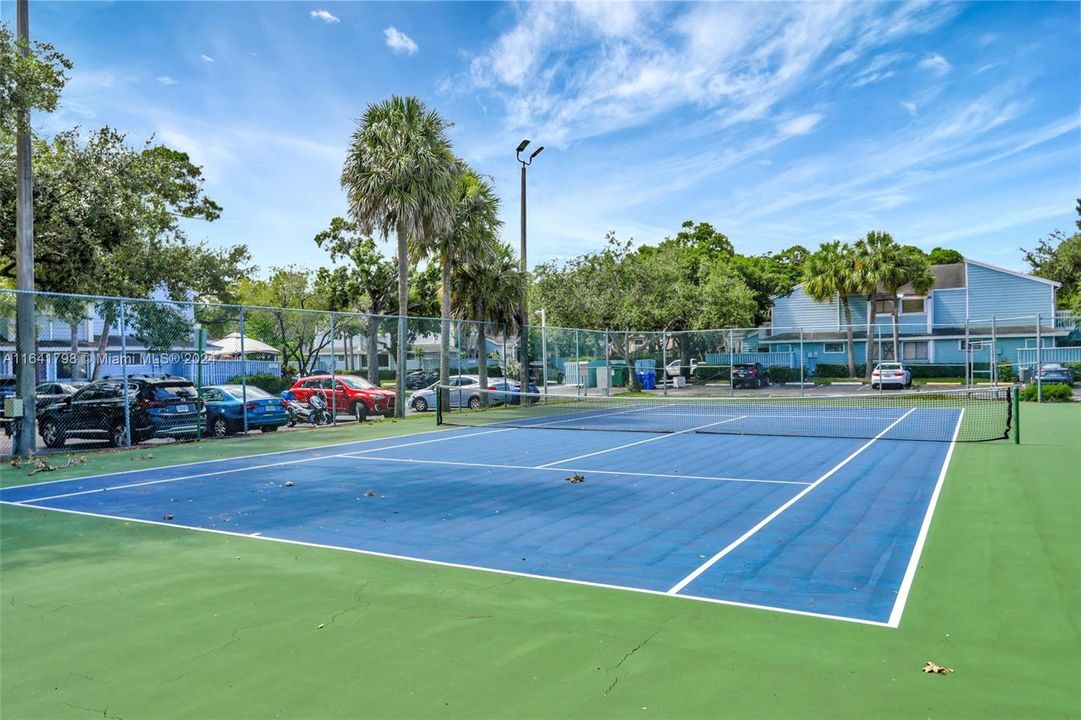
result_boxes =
[435,385,1013,442]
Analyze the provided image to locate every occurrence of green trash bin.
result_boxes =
[611,365,628,387]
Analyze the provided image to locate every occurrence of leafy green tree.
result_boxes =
[881,247,934,360]
[803,241,860,378]
[1023,229,1081,314]
[315,217,398,382]
[451,241,525,399]
[236,268,332,376]
[0,21,71,133]
[341,95,458,416]
[928,247,964,265]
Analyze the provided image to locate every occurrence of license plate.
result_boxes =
[175,404,190,413]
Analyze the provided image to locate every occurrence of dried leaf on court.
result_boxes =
[365,490,376,497]
[565,473,586,484]
[922,661,954,674]
[285,481,294,487]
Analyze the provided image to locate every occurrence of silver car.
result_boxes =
[408,374,483,412]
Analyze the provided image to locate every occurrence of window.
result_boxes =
[958,339,986,351]
[903,342,929,361]
[873,298,895,314]
[823,342,846,353]
[201,388,224,402]
[900,297,926,314]
[774,345,791,353]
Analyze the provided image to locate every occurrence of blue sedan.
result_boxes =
[201,384,289,437]
[487,380,540,405]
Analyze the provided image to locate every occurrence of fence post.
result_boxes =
[1013,385,1020,444]
[728,329,734,396]
[604,329,610,397]
[575,328,581,397]
[239,306,248,434]
[964,316,971,387]
[330,313,337,423]
[540,309,548,398]
[119,299,131,447]
[195,323,205,441]
[991,315,998,385]
[1036,312,1042,403]
[662,329,668,398]
[799,328,805,398]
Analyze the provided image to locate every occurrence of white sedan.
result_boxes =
[408,375,483,412]
[871,362,912,389]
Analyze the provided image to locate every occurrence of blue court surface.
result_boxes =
[0,409,962,627]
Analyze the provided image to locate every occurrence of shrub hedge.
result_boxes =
[1020,383,1074,402]
[225,373,293,396]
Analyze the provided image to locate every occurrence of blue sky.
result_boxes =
[7,1,1080,274]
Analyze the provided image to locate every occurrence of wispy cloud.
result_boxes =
[900,101,918,117]
[310,9,340,24]
[200,54,215,64]
[384,26,418,55]
[778,114,823,137]
[917,53,952,76]
[156,75,178,86]
[850,52,905,87]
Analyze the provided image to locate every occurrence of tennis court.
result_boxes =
[0,387,1012,627]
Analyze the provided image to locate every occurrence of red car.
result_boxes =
[288,374,395,420]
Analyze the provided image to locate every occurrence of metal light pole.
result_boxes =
[516,139,543,392]
[14,0,37,456]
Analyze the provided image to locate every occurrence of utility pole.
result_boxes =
[516,139,543,392]
[14,0,38,457]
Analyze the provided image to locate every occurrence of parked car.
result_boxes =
[870,362,913,389]
[405,369,439,390]
[487,379,540,405]
[36,382,84,406]
[731,362,771,388]
[37,375,203,449]
[1,376,16,436]
[409,374,483,412]
[288,374,395,421]
[201,385,289,437]
[664,359,699,378]
[1035,363,1075,386]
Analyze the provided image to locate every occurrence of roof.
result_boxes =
[206,332,280,356]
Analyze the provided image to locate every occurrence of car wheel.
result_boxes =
[110,423,128,447]
[210,416,230,439]
[40,420,65,449]
[413,397,428,413]
[261,424,279,432]
[352,402,368,422]
[468,395,482,410]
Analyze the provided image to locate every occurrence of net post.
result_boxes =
[662,329,668,398]
[435,382,442,425]
[575,328,581,397]
[799,328,804,397]
[239,305,248,434]
[119,299,131,447]
[1035,313,1042,403]
[1013,384,1020,444]
[330,312,337,424]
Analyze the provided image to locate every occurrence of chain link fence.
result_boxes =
[1,288,1077,456]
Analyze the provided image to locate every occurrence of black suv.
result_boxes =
[37,375,202,449]
[731,363,771,389]
[405,369,439,389]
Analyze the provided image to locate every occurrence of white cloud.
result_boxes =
[778,114,823,137]
[900,101,917,117]
[850,52,905,87]
[156,75,178,86]
[310,9,340,24]
[384,26,418,55]
[917,53,952,76]
[200,54,215,64]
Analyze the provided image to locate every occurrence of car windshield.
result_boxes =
[339,376,376,390]
[218,385,273,399]
[147,383,198,401]
[878,364,904,369]
[1041,364,1065,371]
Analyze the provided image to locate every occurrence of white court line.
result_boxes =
[13,427,515,504]
[0,500,890,628]
[666,407,918,595]
[886,409,964,628]
[516,403,665,428]
[536,416,747,468]
[0,424,480,492]
[339,453,809,487]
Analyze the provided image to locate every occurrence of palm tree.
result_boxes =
[340,95,457,416]
[883,248,934,362]
[415,166,499,390]
[451,240,525,404]
[803,240,860,378]
[853,231,898,380]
